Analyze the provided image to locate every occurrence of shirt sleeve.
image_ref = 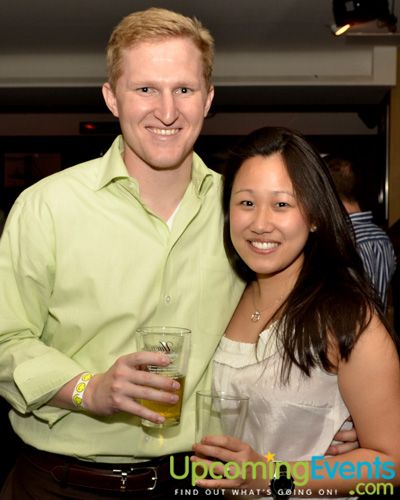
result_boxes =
[357,239,397,309]
[0,193,83,419]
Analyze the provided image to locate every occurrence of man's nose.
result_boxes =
[154,92,179,125]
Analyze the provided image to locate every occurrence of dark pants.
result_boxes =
[0,447,212,500]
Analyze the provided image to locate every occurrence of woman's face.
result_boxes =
[229,153,311,280]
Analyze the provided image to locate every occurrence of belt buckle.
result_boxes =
[112,466,158,492]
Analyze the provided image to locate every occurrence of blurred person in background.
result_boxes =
[325,155,396,312]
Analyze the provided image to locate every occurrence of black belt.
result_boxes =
[23,445,189,494]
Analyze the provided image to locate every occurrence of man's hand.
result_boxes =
[325,418,359,455]
[50,352,181,425]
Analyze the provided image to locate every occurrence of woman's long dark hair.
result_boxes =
[222,126,394,381]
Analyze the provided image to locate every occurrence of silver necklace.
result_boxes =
[250,283,285,322]
[250,309,262,322]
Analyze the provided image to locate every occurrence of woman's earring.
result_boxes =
[310,225,317,232]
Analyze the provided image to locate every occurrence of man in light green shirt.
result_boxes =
[0,8,243,498]
[0,136,243,457]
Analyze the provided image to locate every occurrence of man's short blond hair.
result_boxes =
[106,8,214,91]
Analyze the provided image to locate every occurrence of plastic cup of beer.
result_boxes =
[195,391,249,442]
[136,326,191,428]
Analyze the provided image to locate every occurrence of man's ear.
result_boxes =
[102,83,119,118]
[204,85,214,118]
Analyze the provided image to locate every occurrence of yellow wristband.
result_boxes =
[72,372,93,409]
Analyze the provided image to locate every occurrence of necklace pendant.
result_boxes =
[251,310,261,322]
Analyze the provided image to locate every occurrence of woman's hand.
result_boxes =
[191,435,271,491]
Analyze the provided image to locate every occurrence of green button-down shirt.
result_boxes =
[0,136,244,462]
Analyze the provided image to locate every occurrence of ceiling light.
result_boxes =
[332,23,352,35]
[332,0,397,36]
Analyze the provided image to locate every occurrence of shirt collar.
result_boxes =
[94,135,214,195]
[349,211,373,223]
[191,152,214,196]
[94,136,130,190]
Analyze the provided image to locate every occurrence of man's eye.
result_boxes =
[177,87,190,94]
[137,87,155,94]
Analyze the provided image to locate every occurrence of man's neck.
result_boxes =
[342,199,361,215]
[124,153,192,222]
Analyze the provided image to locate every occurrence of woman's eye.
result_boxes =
[276,202,289,208]
[240,200,254,207]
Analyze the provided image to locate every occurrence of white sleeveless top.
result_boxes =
[213,323,350,496]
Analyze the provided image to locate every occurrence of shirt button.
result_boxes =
[145,436,150,441]
[165,295,171,304]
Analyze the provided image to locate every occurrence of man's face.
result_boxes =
[103,37,214,172]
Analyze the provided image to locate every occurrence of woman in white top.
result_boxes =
[192,127,400,497]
